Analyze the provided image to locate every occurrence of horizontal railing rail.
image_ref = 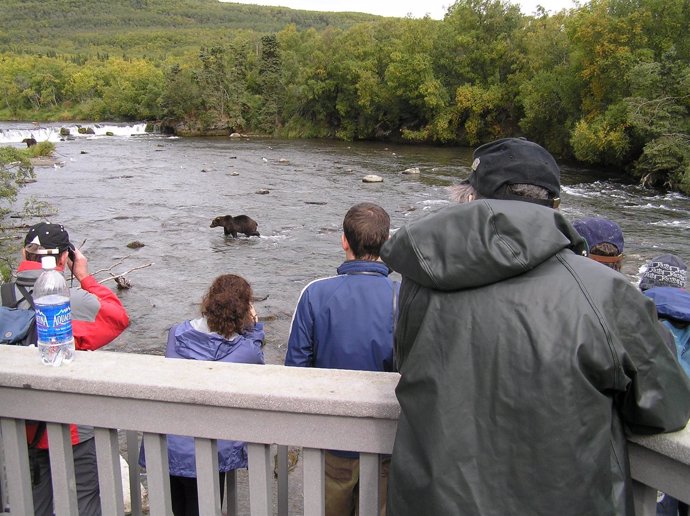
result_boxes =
[0,345,688,516]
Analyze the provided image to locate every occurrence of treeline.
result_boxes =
[1,0,689,194]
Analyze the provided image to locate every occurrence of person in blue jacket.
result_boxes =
[639,254,690,516]
[140,274,265,516]
[285,201,399,516]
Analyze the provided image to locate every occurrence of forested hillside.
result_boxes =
[1,0,689,194]
[0,0,378,58]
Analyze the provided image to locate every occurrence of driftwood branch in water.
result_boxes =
[91,253,153,289]
[91,254,133,276]
[110,273,132,290]
[98,262,154,286]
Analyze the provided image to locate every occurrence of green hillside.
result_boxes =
[0,0,380,58]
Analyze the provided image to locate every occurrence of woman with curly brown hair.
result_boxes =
[140,274,265,516]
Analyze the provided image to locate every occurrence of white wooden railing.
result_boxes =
[0,345,688,515]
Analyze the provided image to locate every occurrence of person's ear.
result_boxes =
[56,251,69,267]
[341,233,349,252]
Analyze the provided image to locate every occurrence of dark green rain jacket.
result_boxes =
[380,199,690,516]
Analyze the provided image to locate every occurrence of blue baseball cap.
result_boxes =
[572,217,624,255]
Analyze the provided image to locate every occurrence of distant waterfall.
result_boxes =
[0,123,150,144]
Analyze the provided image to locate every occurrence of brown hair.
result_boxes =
[343,202,390,260]
[589,242,623,272]
[24,249,67,263]
[200,274,254,338]
[448,182,553,204]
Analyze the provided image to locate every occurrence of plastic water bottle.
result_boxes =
[34,255,75,366]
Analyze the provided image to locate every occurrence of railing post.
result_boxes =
[142,432,172,516]
[225,469,237,516]
[633,480,658,516]
[359,452,381,516]
[303,447,324,516]
[0,419,34,515]
[46,422,78,515]
[195,437,221,515]
[247,443,272,516]
[126,430,142,516]
[277,444,288,516]
[94,427,125,515]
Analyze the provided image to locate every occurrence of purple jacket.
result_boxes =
[140,319,265,477]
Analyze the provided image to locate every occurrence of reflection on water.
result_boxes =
[3,122,688,364]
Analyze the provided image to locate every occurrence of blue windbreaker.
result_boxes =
[644,287,690,378]
[284,260,398,372]
[140,319,265,477]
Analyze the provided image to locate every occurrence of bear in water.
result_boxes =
[22,138,37,147]
[210,215,260,238]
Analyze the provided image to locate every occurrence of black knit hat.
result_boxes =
[466,138,561,208]
[24,222,72,255]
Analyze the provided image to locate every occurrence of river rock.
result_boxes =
[127,241,145,249]
[256,189,270,195]
[362,175,384,183]
[402,167,421,175]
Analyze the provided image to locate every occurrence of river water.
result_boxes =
[2,122,689,366]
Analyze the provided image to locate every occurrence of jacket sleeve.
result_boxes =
[245,322,266,365]
[72,275,130,351]
[284,289,314,367]
[394,278,430,369]
[612,281,690,435]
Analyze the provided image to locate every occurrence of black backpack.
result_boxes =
[0,282,38,346]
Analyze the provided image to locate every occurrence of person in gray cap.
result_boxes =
[380,138,690,516]
[1,221,130,516]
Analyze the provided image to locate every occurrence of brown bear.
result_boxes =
[22,138,37,147]
[210,215,260,238]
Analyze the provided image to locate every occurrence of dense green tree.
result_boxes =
[513,11,582,155]
[255,34,283,133]
[278,25,341,138]
[159,63,204,122]
[625,50,690,193]
[0,147,35,279]
[429,0,525,144]
[383,18,449,142]
[567,0,646,115]
[194,46,232,127]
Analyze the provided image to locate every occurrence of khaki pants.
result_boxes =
[324,451,389,516]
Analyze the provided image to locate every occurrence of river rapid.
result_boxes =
[2,122,689,365]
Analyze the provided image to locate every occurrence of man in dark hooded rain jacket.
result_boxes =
[379,138,690,516]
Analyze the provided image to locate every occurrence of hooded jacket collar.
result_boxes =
[381,199,587,291]
[173,319,242,361]
[336,259,390,277]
